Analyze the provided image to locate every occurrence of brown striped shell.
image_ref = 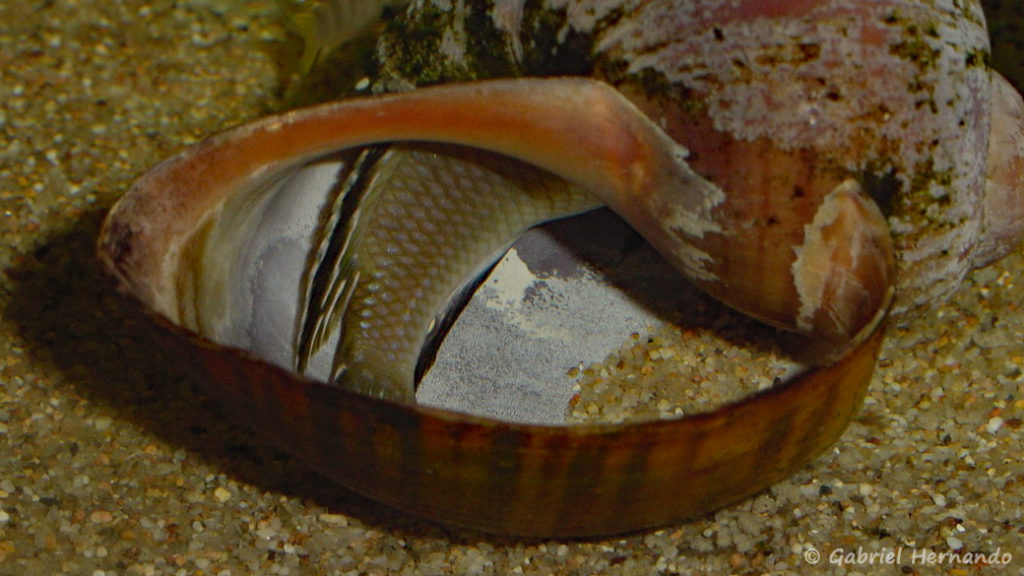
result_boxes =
[98,76,892,537]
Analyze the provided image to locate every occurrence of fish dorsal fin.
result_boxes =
[296,146,390,376]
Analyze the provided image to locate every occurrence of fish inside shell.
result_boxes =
[99,78,893,404]
[93,0,1024,536]
[193,142,599,401]
[97,78,897,536]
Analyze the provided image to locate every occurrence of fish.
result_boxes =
[278,0,407,71]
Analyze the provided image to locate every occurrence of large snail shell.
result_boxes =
[375,0,1024,319]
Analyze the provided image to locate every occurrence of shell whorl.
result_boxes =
[374,0,1006,319]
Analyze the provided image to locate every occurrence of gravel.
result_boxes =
[1,1,1021,574]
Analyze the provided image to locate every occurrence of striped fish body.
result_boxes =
[297,144,597,400]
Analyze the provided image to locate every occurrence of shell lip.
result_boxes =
[93,255,892,537]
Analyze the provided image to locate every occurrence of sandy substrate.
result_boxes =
[1,1,1021,574]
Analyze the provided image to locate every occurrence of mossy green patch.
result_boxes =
[905,157,955,225]
[377,4,473,85]
[463,0,520,79]
[890,36,941,71]
[964,48,990,69]
[519,4,595,77]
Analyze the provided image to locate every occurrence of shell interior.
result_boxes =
[165,144,802,423]
[188,154,345,381]
[97,96,890,536]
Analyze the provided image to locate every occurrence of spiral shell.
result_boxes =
[373,0,1023,319]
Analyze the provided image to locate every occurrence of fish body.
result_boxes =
[297,144,597,399]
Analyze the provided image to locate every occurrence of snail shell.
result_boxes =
[97,0,1024,535]
[374,0,1024,319]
